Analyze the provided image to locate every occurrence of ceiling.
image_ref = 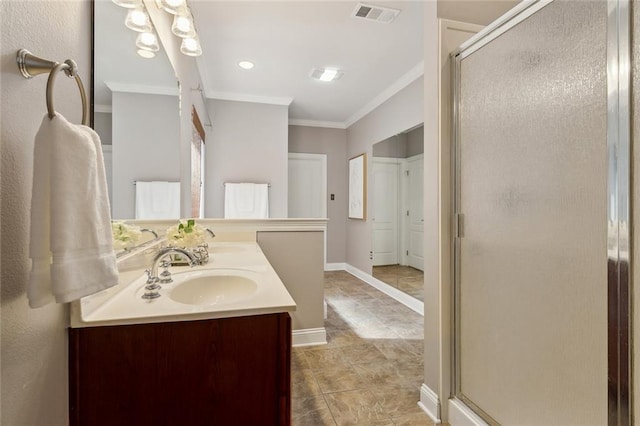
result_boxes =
[95,0,519,126]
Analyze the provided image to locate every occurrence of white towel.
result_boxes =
[29,114,118,308]
[224,183,269,219]
[134,181,180,219]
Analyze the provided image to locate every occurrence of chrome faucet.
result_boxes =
[151,247,198,279]
[141,247,198,300]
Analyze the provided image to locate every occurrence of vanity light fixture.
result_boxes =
[112,0,143,8]
[137,49,156,59]
[157,1,202,57]
[136,32,160,53]
[310,67,344,82]
[180,36,202,57]
[238,61,255,70]
[155,0,187,15]
[171,11,196,38]
[125,7,153,32]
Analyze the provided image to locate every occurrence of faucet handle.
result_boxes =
[142,269,161,299]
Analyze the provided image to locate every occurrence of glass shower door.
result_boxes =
[453,1,612,424]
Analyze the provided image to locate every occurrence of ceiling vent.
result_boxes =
[351,3,400,24]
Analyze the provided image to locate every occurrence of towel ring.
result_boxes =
[16,49,89,126]
[46,60,88,125]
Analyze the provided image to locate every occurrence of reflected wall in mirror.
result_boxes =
[371,124,424,301]
[93,0,181,220]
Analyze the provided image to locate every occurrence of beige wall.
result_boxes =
[407,125,424,157]
[1,1,92,424]
[257,231,325,331]
[288,125,347,264]
[346,77,424,273]
[372,133,408,158]
[204,99,289,218]
[111,92,180,219]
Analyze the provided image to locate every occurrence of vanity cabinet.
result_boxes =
[69,313,291,426]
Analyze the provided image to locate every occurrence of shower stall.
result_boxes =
[450,0,633,424]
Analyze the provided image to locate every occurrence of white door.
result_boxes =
[407,155,424,270]
[288,153,327,218]
[372,159,400,266]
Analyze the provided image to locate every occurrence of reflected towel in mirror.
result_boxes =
[134,181,180,219]
[224,183,269,219]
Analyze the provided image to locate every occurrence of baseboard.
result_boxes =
[449,398,489,426]
[325,262,346,271]
[292,328,327,347]
[344,264,424,315]
[418,384,441,423]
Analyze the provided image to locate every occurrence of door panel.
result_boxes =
[288,153,326,218]
[372,160,399,265]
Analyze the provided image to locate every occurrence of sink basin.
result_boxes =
[169,270,258,306]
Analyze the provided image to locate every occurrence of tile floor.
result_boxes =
[372,265,424,301]
[291,271,436,425]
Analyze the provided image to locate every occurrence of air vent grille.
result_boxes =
[351,3,400,24]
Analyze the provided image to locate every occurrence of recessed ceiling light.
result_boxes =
[310,67,343,82]
[238,61,255,70]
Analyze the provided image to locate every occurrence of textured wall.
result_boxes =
[288,125,348,263]
[1,1,91,424]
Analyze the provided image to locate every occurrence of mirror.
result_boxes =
[93,1,181,220]
[371,124,424,301]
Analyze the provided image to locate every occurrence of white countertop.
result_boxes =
[69,241,297,328]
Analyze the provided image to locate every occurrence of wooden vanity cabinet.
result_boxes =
[69,313,291,426]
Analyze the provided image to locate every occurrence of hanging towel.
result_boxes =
[224,183,269,219]
[28,114,118,308]
[134,181,180,219]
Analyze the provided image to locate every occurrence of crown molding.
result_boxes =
[207,91,293,106]
[288,119,346,129]
[343,60,424,128]
[104,81,179,97]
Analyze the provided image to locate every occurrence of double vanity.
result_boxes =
[68,227,307,426]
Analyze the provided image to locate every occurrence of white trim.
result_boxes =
[325,262,346,271]
[372,157,404,164]
[344,264,423,315]
[206,91,293,106]
[292,328,327,347]
[440,19,485,36]
[104,81,179,97]
[289,119,347,129]
[344,60,424,128]
[418,384,441,423]
[94,104,112,114]
[448,398,490,426]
